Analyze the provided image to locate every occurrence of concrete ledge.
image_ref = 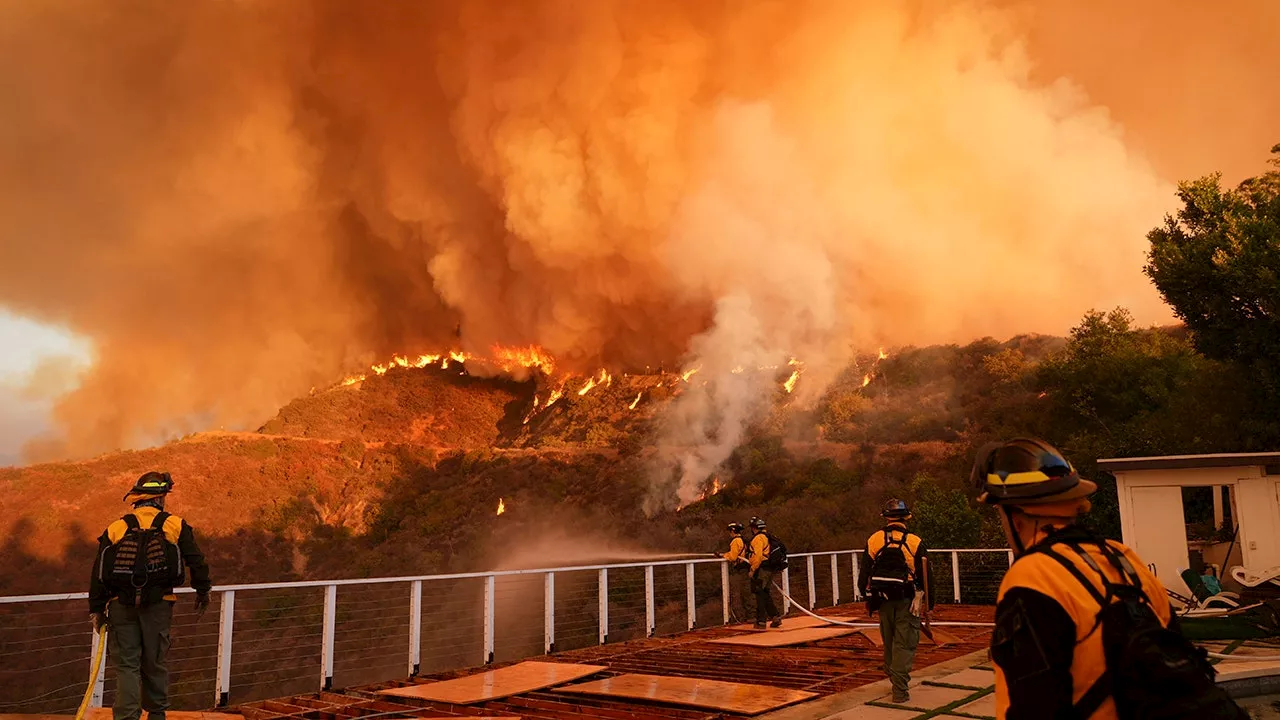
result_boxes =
[757,647,992,720]
[1220,672,1280,699]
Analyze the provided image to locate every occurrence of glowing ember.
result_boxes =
[783,370,801,393]
[862,374,872,387]
[731,365,745,374]
[628,392,642,410]
[496,498,505,516]
[1038,391,1048,399]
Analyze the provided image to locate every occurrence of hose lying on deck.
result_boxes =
[771,582,995,628]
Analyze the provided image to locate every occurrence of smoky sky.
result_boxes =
[0,0,1275,462]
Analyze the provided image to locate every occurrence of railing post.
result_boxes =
[851,551,861,601]
[806,555,816,610]
[215,589,234,706]
[686,562,696,630]
[951,551,961,603]
[721,561,730,624]
[483,575,495,664]
[89,627,106,708]
[782,565,791,615]
[321,585,336,691]
[408,580,422,676]
[645,565,655,637]
[544,572,556,654]
[598,568,609,645]
[831,554,840,606]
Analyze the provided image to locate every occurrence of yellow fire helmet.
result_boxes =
[970,438,1096,506]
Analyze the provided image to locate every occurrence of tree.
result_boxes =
[908,473,987,549]
[1145,144,1280,398]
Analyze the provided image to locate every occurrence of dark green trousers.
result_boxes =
[878,598,920,697]
[108,599,173,720]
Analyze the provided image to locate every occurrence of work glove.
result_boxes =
[910,589,925,616]
[195,592,211,621]
[90,612,107,634]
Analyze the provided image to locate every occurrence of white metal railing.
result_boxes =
[0,548,1012,712]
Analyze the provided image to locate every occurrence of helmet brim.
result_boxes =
[979,477,1096,506]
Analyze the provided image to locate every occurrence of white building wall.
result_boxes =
[1112,465,1279,595]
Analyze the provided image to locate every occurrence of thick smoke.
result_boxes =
[0,0,1274,474]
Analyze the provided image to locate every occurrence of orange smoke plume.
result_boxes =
[0,0,1275,461]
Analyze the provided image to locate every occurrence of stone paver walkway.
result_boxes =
[819,666,996,720]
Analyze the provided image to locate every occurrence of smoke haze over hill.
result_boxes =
[0,0,1275,463]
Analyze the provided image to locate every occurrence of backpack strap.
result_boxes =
[1028,543,1112,719]
[151,511,171,533]
[123,514,141,531]
[1028,543,1107,606]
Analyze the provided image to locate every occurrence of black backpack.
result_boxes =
[749,532,788,570]
[868,529,916,597]
[1033,539,1248,720]
[100,512,184,603]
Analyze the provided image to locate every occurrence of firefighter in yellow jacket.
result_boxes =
[746,517,782,629]
[90,472,212,720]
[718,522,752,622]
[972,438,1183,720]
[859,499,928,704]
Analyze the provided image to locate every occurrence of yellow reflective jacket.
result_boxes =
[993,527,1172,720]
[747,533,771,572]
[859,522,926,596]
[722,536,746,564]
[89,506,211,611]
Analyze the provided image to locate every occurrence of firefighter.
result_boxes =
[972,438,1245,720]
[746,517,783,629]
[859,499,928,704]
[89,472,212,720]
[718,522,752,622]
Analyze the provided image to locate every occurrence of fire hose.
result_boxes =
[771,582,994,628]
[75,627,108,720]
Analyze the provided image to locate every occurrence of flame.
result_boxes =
[493,345,555,374]
[710,477,722,495]
[545,388,564,407]
[783,370,801,393]
[878,348,889,361]
[629,392,642,410]
[577,376,597,396]
[681,366,701,382]
[341,374,365,387]
[601,369,612,386]
[862,374,872,387]
[496,498,505,516]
